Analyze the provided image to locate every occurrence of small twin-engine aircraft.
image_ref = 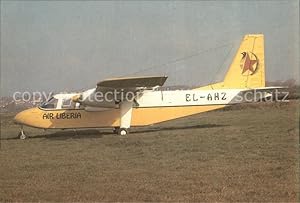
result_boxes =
[14,34,281,139]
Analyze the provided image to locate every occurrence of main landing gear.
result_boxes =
[118,128,128,136]
[115,101,132,136]
[113,127,129,136]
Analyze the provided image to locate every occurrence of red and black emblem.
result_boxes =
[240,52,259,75]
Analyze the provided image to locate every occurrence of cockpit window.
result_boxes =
[40,97,58,109]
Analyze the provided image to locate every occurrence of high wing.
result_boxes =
[97,76,168,89]
[94,76,168,102]
[75,76,168,108]
[94,76,168,132]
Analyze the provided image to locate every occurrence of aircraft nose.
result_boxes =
[14,108,37,125]
[14,107,45,128]
[14,111,26,124]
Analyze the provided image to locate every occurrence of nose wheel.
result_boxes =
[18,129,27,140]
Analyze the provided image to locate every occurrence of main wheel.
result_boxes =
[113,127,120,134]
[118,128,128,136]
[18,131,27,140]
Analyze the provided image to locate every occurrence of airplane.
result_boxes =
[14,34,281,139]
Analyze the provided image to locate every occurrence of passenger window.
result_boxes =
[61,99,83,109]
[61,99,72,109]
[61,99,75,109]
[75,102,83,109]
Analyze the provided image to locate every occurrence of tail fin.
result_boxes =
[197,34,265,90]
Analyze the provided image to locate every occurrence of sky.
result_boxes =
[1,0,299,96]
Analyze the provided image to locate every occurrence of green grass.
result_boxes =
[0,101,299,202]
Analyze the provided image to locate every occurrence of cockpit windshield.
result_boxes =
[39,97,58,109]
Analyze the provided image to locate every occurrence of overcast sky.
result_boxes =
[1,0,299,96]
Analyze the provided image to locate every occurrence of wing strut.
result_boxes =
[118,101,133,135]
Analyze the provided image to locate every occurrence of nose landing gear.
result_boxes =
[18,128,27,140]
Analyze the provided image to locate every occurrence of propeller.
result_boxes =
[72,94,83,103]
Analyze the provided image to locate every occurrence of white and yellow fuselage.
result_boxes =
[14,34,272,133]
[14,89,248,129]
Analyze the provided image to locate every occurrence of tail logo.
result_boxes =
[240,52,259,75]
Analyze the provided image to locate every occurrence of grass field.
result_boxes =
[0,101,299,202]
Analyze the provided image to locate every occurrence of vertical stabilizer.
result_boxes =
[224,34,265,88]
[196,34,265,90]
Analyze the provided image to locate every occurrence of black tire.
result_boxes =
[118,128,128,136]
[18,131,26,140]
[113,127,120,134]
